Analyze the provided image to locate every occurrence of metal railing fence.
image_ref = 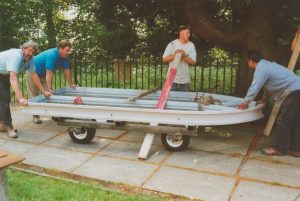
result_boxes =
[14,52,240,102]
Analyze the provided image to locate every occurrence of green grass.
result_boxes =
[7,169,168,201]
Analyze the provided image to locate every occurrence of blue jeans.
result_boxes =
[172,83,190,92]
[0,74,12,126]
[274,90,300,153]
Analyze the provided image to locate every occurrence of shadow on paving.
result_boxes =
[0,105,299,201]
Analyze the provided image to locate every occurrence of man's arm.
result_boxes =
[184,43,197,65]
[183,56,196,65]
[46,69,54,92]
[163,49,185,63]
[31,72,51,97]
[238,67,268,109]
[9,71,27,105]
[64,69,76,89]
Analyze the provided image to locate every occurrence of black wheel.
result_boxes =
[68,127,96,144]
[161,134,190,151]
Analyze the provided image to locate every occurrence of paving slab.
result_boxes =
[231,180,300,201]
[23,119,69,133]
[0,138,8,146]
[10,106,32,127]
[7,105,300,200]
[74,155,157,186]
[100,140,169,163]
[240,159,300,187]
[251,150,300,166]
[144,166,235,201]
[250,134,300,166]
[165,149,242,175]
[190,136,247,155]
[24,145,92,172]
[95,129,126,139]
[119,131,164,146]
[0,140,37,155]
[190,125,258,155]
[44,134,113,154]
[10,107,64,132]
[11,128,59,144]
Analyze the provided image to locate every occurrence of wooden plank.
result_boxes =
[127,87,159,102]
[138,53,183,159]
[263,29,300,136]
[156,53,182,109]
[288,29,300,70]
[0,153,25,169]
[0,150,8,158]
[263,103,280,136]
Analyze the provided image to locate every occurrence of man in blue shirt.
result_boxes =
[26,40,76,124]
[0,40,51,138]
[238,50,300,157]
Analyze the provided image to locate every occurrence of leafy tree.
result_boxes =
[91,0,300,94]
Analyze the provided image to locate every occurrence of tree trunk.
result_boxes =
[44,0,57,47]
[183,0,289,97]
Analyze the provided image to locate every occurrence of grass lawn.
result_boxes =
[7,169,168,201]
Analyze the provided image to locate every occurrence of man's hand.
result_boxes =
[42,90,52,97]
[49,89,55,94]
[256,100,268,105]
[174,49,185,55]
[70,84,77,90]
[238,102,249,110]
[19,98,28,106]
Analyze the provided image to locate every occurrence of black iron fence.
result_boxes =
[14,52,240,102]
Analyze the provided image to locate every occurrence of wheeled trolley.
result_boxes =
[23,87,264,159]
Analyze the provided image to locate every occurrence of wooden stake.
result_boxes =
[138,53,182,159]
[263,28,300,136]
[127,87,159,102]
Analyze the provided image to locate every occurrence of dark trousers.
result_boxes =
[172,83,190,92]
[0,74,12,126]
[274,90,300,153]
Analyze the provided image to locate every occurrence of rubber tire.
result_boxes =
[161,133,190,151]
[68,127,96,144]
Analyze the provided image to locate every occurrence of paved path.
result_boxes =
[0,105,299,201]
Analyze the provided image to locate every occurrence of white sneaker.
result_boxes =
[7,128,17,138]
[1,124,18,138]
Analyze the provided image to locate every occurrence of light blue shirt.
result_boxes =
[34,48,70,78]
[244,59,300,104]
[0,49,35,75]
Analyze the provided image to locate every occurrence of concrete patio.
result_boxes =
[0,105,299,201]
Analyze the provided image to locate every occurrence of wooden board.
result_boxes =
[127,87,159,102]
[0,151,8,158]
[0,150,24,169]
[138,53,182,159]
[156,53,182,109]
[263,29,300,136]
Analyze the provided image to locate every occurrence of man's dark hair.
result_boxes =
[178,25,191,34]
[246,50,263,62]
[58,40,71,49]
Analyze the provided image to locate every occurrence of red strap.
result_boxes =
[73,96,83,105]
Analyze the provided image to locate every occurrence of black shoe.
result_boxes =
[261,147,284,156]
[289,150,300,157]
[33,115,42,124]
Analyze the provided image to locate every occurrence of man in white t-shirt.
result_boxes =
[162,25,196,91]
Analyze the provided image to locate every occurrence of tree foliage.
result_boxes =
[1,0,299,60]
